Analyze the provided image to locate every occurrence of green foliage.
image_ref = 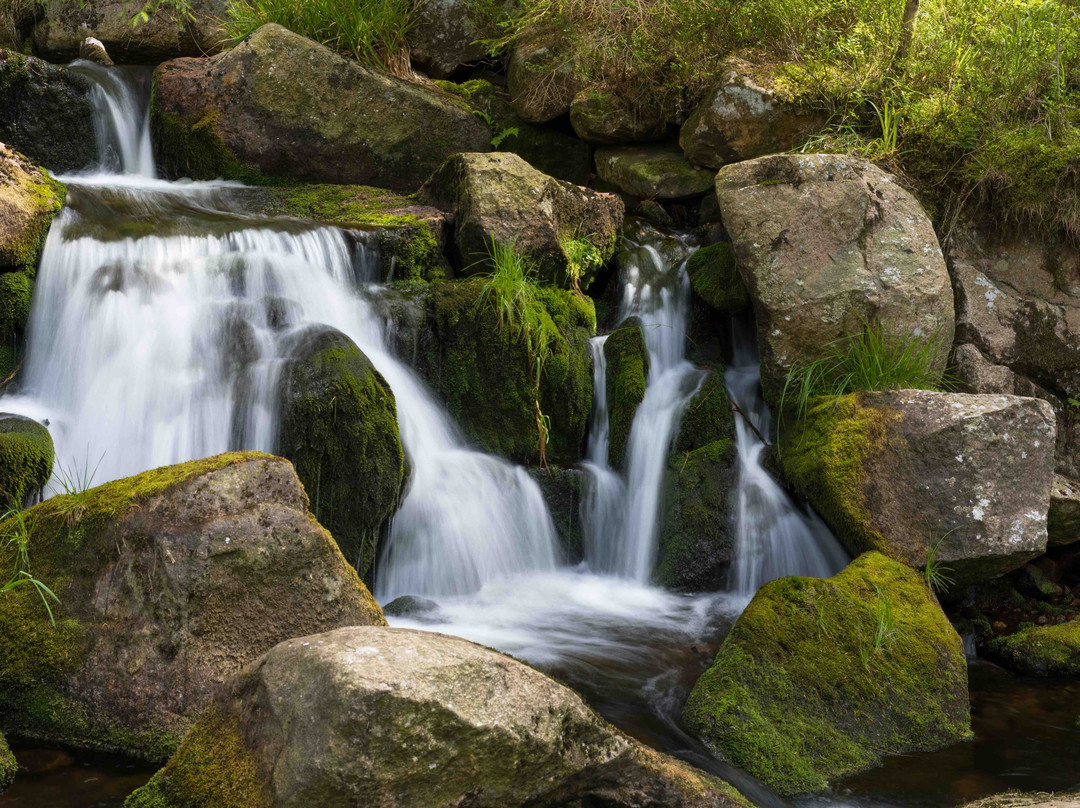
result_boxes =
[130,0,196,27]
[1,508,59,622]
[924,529,956,593]
[561,238,603,293]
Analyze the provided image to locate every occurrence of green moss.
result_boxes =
[988,621,1080,676]
[0,270,33,376]
[683,552,971,796]
[604,319,649,469]
[125,706,271,808]
[0,161,65,272]
[0,415,53,509]
[687,243,750,315]
[0,730,14,793]
[150,102,274,185]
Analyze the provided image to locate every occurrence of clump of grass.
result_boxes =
[51,450,105,529]
[1,508,59,623]
[924,529,956,594]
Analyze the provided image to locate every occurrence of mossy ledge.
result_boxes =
[988,621,1080,676]
[604,318,649,469]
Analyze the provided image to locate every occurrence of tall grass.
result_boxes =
[1,508,59,623]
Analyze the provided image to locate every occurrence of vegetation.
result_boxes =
[1,508,57,620]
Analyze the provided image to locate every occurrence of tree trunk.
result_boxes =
[895,0,921,64]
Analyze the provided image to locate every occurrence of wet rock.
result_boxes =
[604,317,649,469]
[420,152,622,288]
[684,552,971,796]
[679,61,824,168]
[1050,475,1080,547]
[635,199,676,230]
[988,621,1080,676]
[780,390,1058,585]
[507,33,583,123]
[0,52,96,173]
[277,327,406,577]
[960,793,1080,808]
[595,144,715,200]
[717,154,954,399]
[0,414,53,509]
[0,453,385,762]
[32,0,227,63]
[409,0,494,78]
[0,731,13,794]
[529,465,586,562]
[78,36,112,65]
[570,89,666,144]
[382,595,440,619]
[127,626,752,808]
[1015,563,1057,599]
[151,24,490,189]
[687,242,750,316]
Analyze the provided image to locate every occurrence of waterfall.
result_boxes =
[4,63,559,601]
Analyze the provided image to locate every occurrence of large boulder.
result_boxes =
[151,24,490,189]
[127,626,752,808]
[595,144,715,200]
[687,242,750,316]
[0,453,385,762]
[0,51,96,173]
[683,552,971,796]
[409,0,495,78]
[780,391,1058,586]
[507,33,582,124]
[717,154,954,399]
[0,145,64,272]
[569,88,666,144]
[988,621,1080,676]
[31,0,227,63]
[604,318,649,469]
[679,61,824,169]
[0,414,53,509]
[420,152,623,288]
[415,278,594,466]
[277,327,406,577]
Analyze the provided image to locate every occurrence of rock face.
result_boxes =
[0,453,385,761]
[0,731,13,793]
[409,0,494,78]
[127,626,752,808]
[595,144,715,200]
[151,25,490,189]
[0,414,54,509]
[420,152,623,288]
[507,34,582,123]
[1050,475,1080,546]
[716,154,954,398]
[604,318,649,469]
[32,0,226,62]
[659,370,737,591]
[529,465,586,561]
[687,242,750,316]
[570,89,666,144]
[277,327,406,578]
[988,622,1080,676]
[683,552,971,796]
[415,278,595,466]
[679,63,824,168]
[0,145,64,272]
[781,391,1058,585]
[0,52,96,173]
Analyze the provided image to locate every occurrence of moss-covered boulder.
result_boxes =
[569,88,666,144]
[421,152,622,289]
[529,466,586,562]
[595,144,715,200]
[0,414,53,509]
[687,243,750,316]
[416,278,594,465]
[151,24,490,189]
[988,622,1080,676]
[0,453,385,762]
[0,730,14,794]
[126,626,752,808]
[658,370,737,591]
[603,318,649,470]
[1049,475,1080,547]
[507,33,583,124]
[0,51,96,173]
[409,0,496,78]
[683,552,971,796]
[277,327,405,577]
[780,390,1058,586]
[0,145,65,272]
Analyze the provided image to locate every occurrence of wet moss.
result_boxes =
[0,415,53,508]
[683,552,971,796]
[0,731,14,793]
[0,159,65,273]
[604,318,648,469]
[988,621,1080,676]
[686,243,750,316]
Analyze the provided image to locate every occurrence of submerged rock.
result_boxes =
[381,594,440,619]
[0,731,13,793]
[595,144,715,200]
[151,24,490,189]
[716,154,954,399]
[604,318,649,470]
[687,242,750,316]
[277,327,405,578]
[683,552,970,796]
[420,152,622,289]
[0,145,65,273]
[1050,475,1080,547]
[127,626,752,808]
[78,36,113,65]
[988,622,1080,676]
[780,391,1057,585]
[0,453,385,762]
[0,51,96,173]
[0,414,53,509]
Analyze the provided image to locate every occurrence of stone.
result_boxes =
[277,327,406,578]
[0,52,97,173]
[0,453,385,762]
[960,794,1080,808]
[409,0,495,78]
[1050,475,1080,547]
[569,88,666,144]
[420,152,622,288]
[381,594,440,619]
[604,317,649,469]
[151,24,490,190]
[595,144,715,200]
[988,621,1080,676]
[507,33,582,123]
[683,552,971,796]
[0,731,13,794]
[32,0,227,63]
[78,36,112,65]
[0,145,65,273]
[679,60,824,169]
[0,413,53,509]
[687,242,750,315]
[529,465,586,562]
[127,626,752,808]
[952,343,1018,394]
[780,390,1058,586]
[716,154,954,399]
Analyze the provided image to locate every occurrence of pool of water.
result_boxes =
[0,747,152,808]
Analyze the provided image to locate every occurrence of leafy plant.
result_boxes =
[490,126,519,149]
[561,237,603,294]
[130,0,196,26]
[1,508,59,624]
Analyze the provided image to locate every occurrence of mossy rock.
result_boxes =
[988,622,1080,676]
[687,243,750,316]
[0,271,34,378]
[528,465,586,562]
[0,145,65,273]
[0,414,53,509]
[595,144,715,200]
[0,452,385,763]
[277,327,406,577]
[0,730,14,794]
[658,370,737,591]
[683,552,971,796]
[417,278,595,465]
[604,318,649,470]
